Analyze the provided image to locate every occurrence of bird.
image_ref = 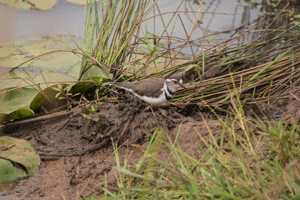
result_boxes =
[108,77,186,105]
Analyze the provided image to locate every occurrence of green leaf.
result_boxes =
[79,56,112,80]
[136,46,146,54]
[0,136,40,183]
[52,87,61,92]
[0,88,39,122]
[55,93,61,98]
[293,14,300,18]
[194,65,201,78]
[7,108,35,121]
[83,114,91,119]
[88,106,97,113]
[73,93,81,97]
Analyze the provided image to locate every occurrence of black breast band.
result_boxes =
[164,89,172,100]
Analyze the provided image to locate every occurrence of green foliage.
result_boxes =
[0,59,78,122]
[52,83,81,103]
[136,31,165,61]
[0,159,27,183]
[82,0,158,79]
[79,56,112,80]
[257,121,300,165]
[0,88,39,122]
[94,103,300,199]
[80,103,104,120]
[0,136,40,183]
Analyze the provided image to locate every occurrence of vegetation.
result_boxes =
[81,0,300,110]
[79,0,300,199]
[101,102,300,199]
[1,0,299,122]
[1,0,300,199]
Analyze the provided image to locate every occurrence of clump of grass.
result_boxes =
[94,100,300,199]
[80,0,300,112]
[5,1,300,116]
[257,120,300,166]
[76,3,300,199]
[80,0,159,80]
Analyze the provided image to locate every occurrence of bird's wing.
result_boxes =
[113,79,165,97]
[132,79,165,97]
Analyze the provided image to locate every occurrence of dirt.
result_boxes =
[0,95,298,200]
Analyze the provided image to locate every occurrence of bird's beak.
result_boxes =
[179,79,186,89]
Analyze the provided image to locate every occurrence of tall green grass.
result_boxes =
[95,102,300,199]
[80,0,300,110]
[73,2,300,199]
[80,0,158,80]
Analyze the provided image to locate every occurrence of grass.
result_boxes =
[0,1,298,199]
[78,2,300,198]
[80,0,159,80]
[2,0,299,121]
[93,99,300,199]
[80,0,300,110]
[2,0,300,197]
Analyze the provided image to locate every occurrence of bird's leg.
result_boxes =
[150,105,156,117]
[158,108,175,124]
[144,105,156,117]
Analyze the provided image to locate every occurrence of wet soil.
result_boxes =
[0,95,298,200]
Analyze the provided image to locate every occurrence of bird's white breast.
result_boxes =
[140,93,167,105]
[132,90,167,105]
[116,85,169,105]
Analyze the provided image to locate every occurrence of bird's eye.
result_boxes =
[173,80,178,84]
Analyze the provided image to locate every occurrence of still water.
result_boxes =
[0,0,263,45]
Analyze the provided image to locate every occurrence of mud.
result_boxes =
[0,95,298,200]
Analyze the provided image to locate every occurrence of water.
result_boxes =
[2,0,296,57]
[0,0,84,44]
[0,0,263,45]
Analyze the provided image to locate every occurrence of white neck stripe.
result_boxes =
[163,80,172,98]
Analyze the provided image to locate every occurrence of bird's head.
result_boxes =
[165,78,186,93]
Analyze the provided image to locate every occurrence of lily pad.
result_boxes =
[0,70,36,91]
[0,88,38,122]
[66,0,88,5]
[0,34,82,73]
[33,69,77,89]
[0,34,83,122]
[79,56,112,80]
[0,0,57,10]
[0,136,40,183]
[0,87,38,115]
[0,159,26,183]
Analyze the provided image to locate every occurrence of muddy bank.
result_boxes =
[1,95,299,199]
[0,99,206,199]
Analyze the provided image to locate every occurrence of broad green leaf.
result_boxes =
[32,69,77,90]
[0,136,40,183]
[0,34,82,78]
[7,108,35,122]
[79,56,112,80]
[0,88,38,115]
[0,159,27,183]
[0,88,38,122]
